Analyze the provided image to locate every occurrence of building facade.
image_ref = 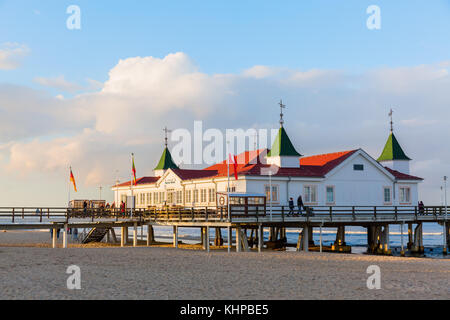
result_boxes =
[112,120,422,209]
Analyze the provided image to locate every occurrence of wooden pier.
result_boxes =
[0,205,448,255]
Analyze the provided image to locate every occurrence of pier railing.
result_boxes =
[0,205,448,225]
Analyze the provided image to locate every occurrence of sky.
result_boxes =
[0,0,449,206]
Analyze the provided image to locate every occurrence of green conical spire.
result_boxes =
[377,132,411,161]
[267,126,301,157]
[154,147,179,171]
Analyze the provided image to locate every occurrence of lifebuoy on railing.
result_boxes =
[219,196,226,206]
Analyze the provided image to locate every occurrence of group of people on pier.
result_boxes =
[288,195,305,216]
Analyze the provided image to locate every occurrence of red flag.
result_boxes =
[229,154,238,180]
[69,167,77,192]
[132,154,137,185]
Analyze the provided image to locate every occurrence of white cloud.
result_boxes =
[242,65,281,79]
[34,75,104,93]
[0,43,30,70]
[34,75,84,93]
[0,53,449,205]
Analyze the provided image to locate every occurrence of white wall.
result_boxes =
[245,153,420,207]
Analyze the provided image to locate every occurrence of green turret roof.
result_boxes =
[267,126,302,157]
[154,147,179,171]
[377,132,411,162]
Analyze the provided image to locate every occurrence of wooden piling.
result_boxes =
[121,227,125,247]
[133,223,138,247]
[227,227,232,253]
[302,225,309,252]
[412,223,424,253]
[407,223,413,249]
[147,225,154,246]
[215,227,223,246]
[206,226,210,252]
[236,226,242,252]
[173,226,178,248]
[258,224,263,253]
[296,230,303,251]
[63,224,68,248]
[52,228,57,248]
[240,229,249,252]
[308,226,314,245]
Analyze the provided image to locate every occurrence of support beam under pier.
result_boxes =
[302,225,309,252]
[173,226,178,248]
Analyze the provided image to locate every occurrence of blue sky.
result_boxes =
[0,1,450,205]
[2,0,450,88]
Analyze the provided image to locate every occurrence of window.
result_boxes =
[160,191,165,203]
[399,187,411,204]
[148,193,152,205]
[176,190,182,204]
[264,185,279,203]
[265,186,271,201]
[193,190,199,203]
[185,190,191,203]
[154,192,158,204]
[201,189,207,203]
[227,186,236,192]
[326,186,335,204]
[208,188,215,203]
[304,185,317,203]
[272,186,278,202]
[383,187,391,204]
[353,164,364,171]
[167,190,174,204]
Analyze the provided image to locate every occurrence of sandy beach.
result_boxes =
[0,230,449,300]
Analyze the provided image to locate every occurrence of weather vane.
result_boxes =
[163,126,172,148]
[279,99,286,127]
[389,108,394,132]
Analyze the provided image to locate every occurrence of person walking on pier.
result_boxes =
[120,201,125,215]
[83,201,88,215]
[297,195,304,216]
[288,198,295,216]
[418,201,425,215]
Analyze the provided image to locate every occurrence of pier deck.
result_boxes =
[0,205,448,254]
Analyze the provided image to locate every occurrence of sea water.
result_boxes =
[144,223,449,259]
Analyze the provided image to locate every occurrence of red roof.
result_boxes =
[114,149,422,185]
[171,169,218,180]
[300,150,356,166]
[114,176,160,187]
[204,149,358,178]
[384,167,423,181]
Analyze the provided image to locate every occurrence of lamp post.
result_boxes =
[444,176,448,255]
[226,141,231,253]
[269,171,273,221]
[445,176,448,221]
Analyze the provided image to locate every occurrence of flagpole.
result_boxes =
[226,141,231,253]
[131,153,134,218]
[68,166,71,208]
